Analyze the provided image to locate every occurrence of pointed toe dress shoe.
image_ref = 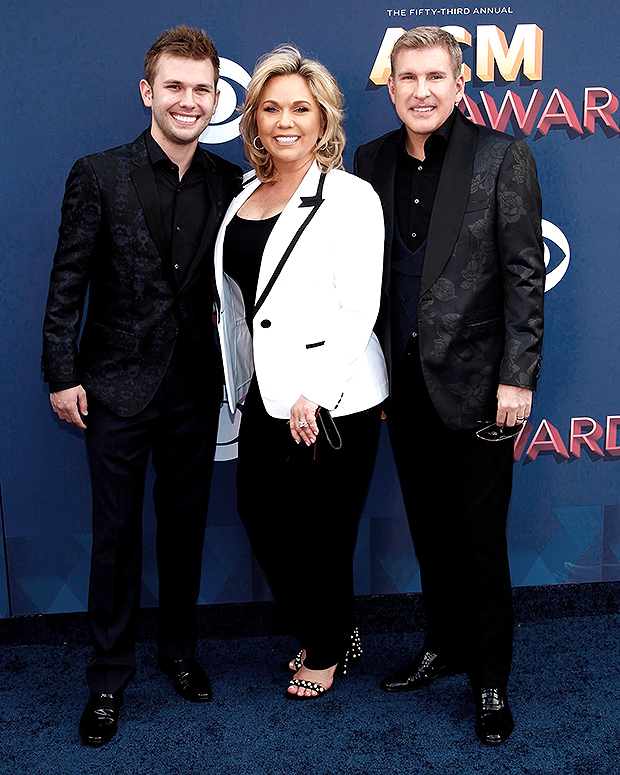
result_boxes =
[159,656,212,702]
[381,650,456,692]
[78,692,123,746]
[474,688,514,745]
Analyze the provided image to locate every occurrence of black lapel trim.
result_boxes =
[252,173,326,320]
[422,110,477,294]
[299,186,325,208]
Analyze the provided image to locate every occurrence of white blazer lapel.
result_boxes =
[255,163,322,303]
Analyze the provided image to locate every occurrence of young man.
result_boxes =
[355,27,544,745]
[42,25,242,745]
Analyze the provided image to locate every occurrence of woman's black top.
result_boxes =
[223,213,280,335]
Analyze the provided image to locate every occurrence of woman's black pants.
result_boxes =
[237,378,383,670]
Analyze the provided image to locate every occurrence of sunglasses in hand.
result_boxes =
[475,421,525,442]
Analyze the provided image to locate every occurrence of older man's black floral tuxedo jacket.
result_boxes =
[354,108,545,430]
[42,131,242,417]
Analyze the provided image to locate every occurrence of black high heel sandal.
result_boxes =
[285,649,305,673]
[285,628,363,700]
[335,627,363,676]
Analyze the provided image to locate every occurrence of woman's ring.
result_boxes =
[298,421,308,428]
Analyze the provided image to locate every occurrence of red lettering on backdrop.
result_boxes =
[513,420,533,461]
[525,419,570,461]
[480,89,545,134]
[583,88,620,134]
[459,94,486,126]
[459,89,619,138]
[569,417,605,457]
[606,416,620,456]
[536,89,583,135]
[513,416,620,462]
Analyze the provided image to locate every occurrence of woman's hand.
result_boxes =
[289,395,319,446]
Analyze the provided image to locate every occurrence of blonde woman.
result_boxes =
[215,46,387,699]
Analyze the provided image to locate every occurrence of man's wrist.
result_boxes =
[48,381,80,394]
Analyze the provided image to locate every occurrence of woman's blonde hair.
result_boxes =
[240,45,345,182]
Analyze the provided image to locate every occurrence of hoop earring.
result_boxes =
[253,136,265,151]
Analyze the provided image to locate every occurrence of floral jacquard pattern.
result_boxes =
[510,142,534,193]
[461,253,485,291]
[354,114,544,430]
[42,134,242,417]
[417,132,544,428]
[498,182,527,227]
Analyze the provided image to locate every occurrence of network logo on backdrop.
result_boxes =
[542,220,570,291]
[200,58,252,145]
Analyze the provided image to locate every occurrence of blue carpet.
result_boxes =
[1,614,619,774]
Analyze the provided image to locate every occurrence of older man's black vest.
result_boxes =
[391,222,426,360]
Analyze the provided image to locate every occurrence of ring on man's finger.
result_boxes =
[517,417,525,421]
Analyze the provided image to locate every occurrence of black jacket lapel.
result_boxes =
[130,136,170,265]
[422,109,477,294]
[370,135,399,299]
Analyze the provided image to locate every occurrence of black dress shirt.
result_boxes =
[394,108,456,253]
[390,109,456,359]
[145,130,210,284]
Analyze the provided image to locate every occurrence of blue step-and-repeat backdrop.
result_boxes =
[1,0,618,618]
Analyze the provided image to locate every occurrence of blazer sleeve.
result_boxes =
[41,157,102,384]
[496,140,545,390]
[299,178,385,409]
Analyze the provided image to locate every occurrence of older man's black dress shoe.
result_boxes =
[158,656,212,702]
[381,650,457,692]
[78,692,123,746]
[474,688,514,745]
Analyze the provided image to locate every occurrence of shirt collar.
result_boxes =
[145,128,203,171]
[397,107,457,160]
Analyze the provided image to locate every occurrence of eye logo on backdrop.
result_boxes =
[200,58,251,144]
[542,220,570,291]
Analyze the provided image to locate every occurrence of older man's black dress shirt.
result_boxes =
[391,109,456,359]
[394,108,455,252]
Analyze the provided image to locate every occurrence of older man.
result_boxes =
[355,26,544,745]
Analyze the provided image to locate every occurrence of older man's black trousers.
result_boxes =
[388,339,514,689]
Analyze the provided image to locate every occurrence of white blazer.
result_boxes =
[215,162,388,419]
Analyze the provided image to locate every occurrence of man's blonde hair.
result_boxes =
[391,26,462,79]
